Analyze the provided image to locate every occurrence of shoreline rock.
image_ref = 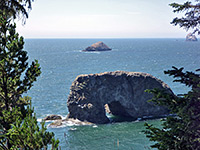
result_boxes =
[48,118,94,128]
[82,41,112,52]
[44,114,62,121]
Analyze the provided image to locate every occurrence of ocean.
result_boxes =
[24,38,200,150]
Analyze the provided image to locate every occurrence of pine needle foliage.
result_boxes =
[170,0,200,34]
[0,0,34,23]
[0,14,59,149]
[144,67,200,150]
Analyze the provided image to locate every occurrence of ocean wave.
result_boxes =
[83,51,101,54]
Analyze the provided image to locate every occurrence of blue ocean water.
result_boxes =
[24,39,200,149]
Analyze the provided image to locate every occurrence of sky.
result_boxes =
[16,0,189,38]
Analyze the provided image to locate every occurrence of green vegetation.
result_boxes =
[170,0,200,34]
[0,0,60,149]
[0,0,33,23]
[144,67,200,149]
[144,1,200,149]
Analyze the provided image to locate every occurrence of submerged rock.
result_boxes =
[83,41,112,52]
[67,71,173,124]
[186,33,198,41]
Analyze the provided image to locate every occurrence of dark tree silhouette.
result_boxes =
[170,0,200,34]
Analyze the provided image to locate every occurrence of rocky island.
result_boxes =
[67,71,173,124]
[186,33,198,41]
[82,41,112,52]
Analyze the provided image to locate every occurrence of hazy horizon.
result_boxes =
[17,0,193,39]
[24,37,187,39]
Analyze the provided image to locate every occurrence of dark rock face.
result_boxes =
[67,71,173,124]
[186,33,198,41]
[44,115,62,121]
[83,41,112,52]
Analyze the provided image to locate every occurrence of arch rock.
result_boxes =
[67,71,172,124]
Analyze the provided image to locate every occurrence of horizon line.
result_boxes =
[24,37,187,39]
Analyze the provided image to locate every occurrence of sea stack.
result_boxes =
[186,33,198,41]
[83,41,112,52]
[67,71,173,124]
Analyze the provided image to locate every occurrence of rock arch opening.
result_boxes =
[104,102,137,123]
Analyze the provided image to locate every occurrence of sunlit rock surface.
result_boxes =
[83,41,112,51]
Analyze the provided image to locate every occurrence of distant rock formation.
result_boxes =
[186,33,198,41]
[83,41,112,52]
[67,71,173,124]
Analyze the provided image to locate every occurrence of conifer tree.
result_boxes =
[0,12,59,150]
[0,0,33,22]
[170,0,200,34]
[144,67,200,149]
[144,1,200,149]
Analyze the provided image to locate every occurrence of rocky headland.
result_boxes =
[83,41,112,52]
[67,71,173,124]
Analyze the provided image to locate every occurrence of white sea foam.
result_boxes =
[85,51,100,54]
[47,118,95,128]
[78,50,101,54]
[69,127,77,131]
[92,125,98,128]
[37,118,43,122]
